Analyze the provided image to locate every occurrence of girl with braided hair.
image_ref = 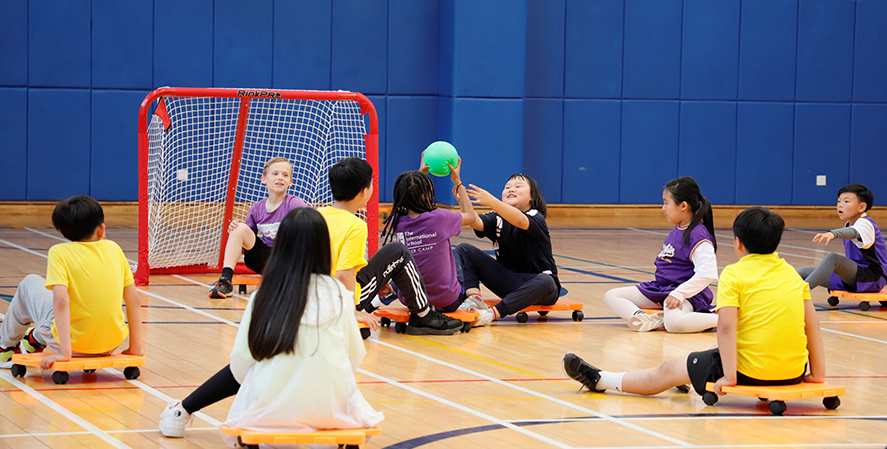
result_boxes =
[603,176,720,333]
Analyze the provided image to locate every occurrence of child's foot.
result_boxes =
[20,327,45,354]
[158,401,192,438]
[406,307,462,335]
[562,353,604,392]
[0,345,18,369]
[208,278,233,298]
[472,307,495,327]
[458,293,490,311]
[627,310,664,332]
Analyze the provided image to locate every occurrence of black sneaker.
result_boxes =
[209,278,233,298]
[406,306,462,335]
[562,353,604,392]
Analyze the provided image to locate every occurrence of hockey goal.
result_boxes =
[135,87,379,286]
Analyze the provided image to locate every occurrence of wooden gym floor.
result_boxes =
[1,219,886,448]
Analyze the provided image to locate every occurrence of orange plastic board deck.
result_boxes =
[705,382,845,400]
[374,308,478,322]
[220,424,381,445]
[482,299,582,312]
[832,288,887,301]
[233,274,262,285]
[11,352,145,371]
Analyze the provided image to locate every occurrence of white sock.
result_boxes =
[370,297,384,308]
[597,371,625,392]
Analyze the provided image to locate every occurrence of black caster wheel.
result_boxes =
[859,301,871,311]
[881,301,887,308]
[380,317,391,328]
[11,364,26,378]
[345,445,359,449]
[827,296,839,307]
[537,311,549,317]
[702,392,718,406]
[823,396,841,410]
[769,400,787,415]
[238,284,247,295]
[516,312,528,323]
[461,322,471,333]
[572,310,584,322]
[360,327,371,339]
[394,322,407,334]
[758,397,769,401]
[675,384,690,393]
[83,369,96,373]
[52,371,69,385]
[237,436,258,449]
[123,366,140,380]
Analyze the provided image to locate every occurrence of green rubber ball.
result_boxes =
[422,141,459,177]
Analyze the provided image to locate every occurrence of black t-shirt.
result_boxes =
[474,209,559,288]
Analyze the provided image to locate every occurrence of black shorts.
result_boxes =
[686,348,805,396]
[243,234,271,274]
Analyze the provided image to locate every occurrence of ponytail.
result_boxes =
[664,176,717,252]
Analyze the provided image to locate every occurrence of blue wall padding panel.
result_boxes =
[450,99,524,197]
[0,2,28,86]
[450,0,526,98]
[331,0,388,95]
[29,1,91,88]
[91,91,148,201]
[273,0,331,90]
[850,104,887,203]
[735,102,794,205]
[92,1,153,89]
[523,99,564,203]
[738,0,798,101]
[681,0,740,100]
[621,101,679,203]
[388,0,439,95]
[154,0,214,88]
[679,102,737,205]
[564,0,623,99]
[28,89,91,201]
[796,0,854,102]
[214,0,272,88]
[854,2,887,103]
[385,98,441,203]
[438,1,455,97]
[367,94,387,201]
[563,100,621,204]
[0,89,27,200]
[793,104,851,206]
[525,0,565,98]
[623,0,682,100]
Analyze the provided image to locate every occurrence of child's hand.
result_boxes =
[419,151,431,175]
[466,184,496,207]
[449,157,462,184]
[812,232,835,245]
[40,353,69,369]
[804,372,825,384]
[356,311,380,332]
[664,295,682,309]
[123,347,143,356]
[713,376,736,395]
[228,219,242,233]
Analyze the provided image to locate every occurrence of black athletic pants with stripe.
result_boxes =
[182,242,429,415]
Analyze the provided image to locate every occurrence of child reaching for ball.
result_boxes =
[603,176,719,333]
[455,173,560,327]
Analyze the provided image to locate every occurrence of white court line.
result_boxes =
[101,368,222,427]
[821,328,887,345]
[370,339,693,447]
[582,445,884,449]
[0,371,131,448]
[0,427,217,439]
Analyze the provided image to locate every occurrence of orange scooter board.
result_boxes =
[374,308,477,333]
[829,287,887,311]
[220,424,380,447]
[483,299,584,323]
[703,381,844,415]
[11,352,145,384]
[232,274,262,294]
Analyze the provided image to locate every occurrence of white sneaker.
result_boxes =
[627,311,664,332]
[158,401,192,438]
[472,308,495,327]
[458,294,491,311]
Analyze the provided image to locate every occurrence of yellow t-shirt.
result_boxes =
[45,239,133,354]
[317,206,367,303]
[716,252,810,380]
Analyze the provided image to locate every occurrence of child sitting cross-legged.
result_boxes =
[562,207,826,398]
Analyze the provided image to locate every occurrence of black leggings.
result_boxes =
[181,365,240,414]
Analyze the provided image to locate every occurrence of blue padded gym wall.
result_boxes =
[5,0,887,206]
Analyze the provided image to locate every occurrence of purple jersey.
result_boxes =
[637,224,715,312]
[395,209,463,309]
[245,194,309,247]
[830,215,887,293]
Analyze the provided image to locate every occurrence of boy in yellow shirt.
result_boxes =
[562,207,826,396]
[0,196,142,369]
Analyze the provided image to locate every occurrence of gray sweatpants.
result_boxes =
[1,275,60,353]
[797,252,858,291]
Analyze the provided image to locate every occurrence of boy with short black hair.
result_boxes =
[0,195,143,369]
[562,207,826,397]
[319,157,463,335]
[797,183,886,295]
